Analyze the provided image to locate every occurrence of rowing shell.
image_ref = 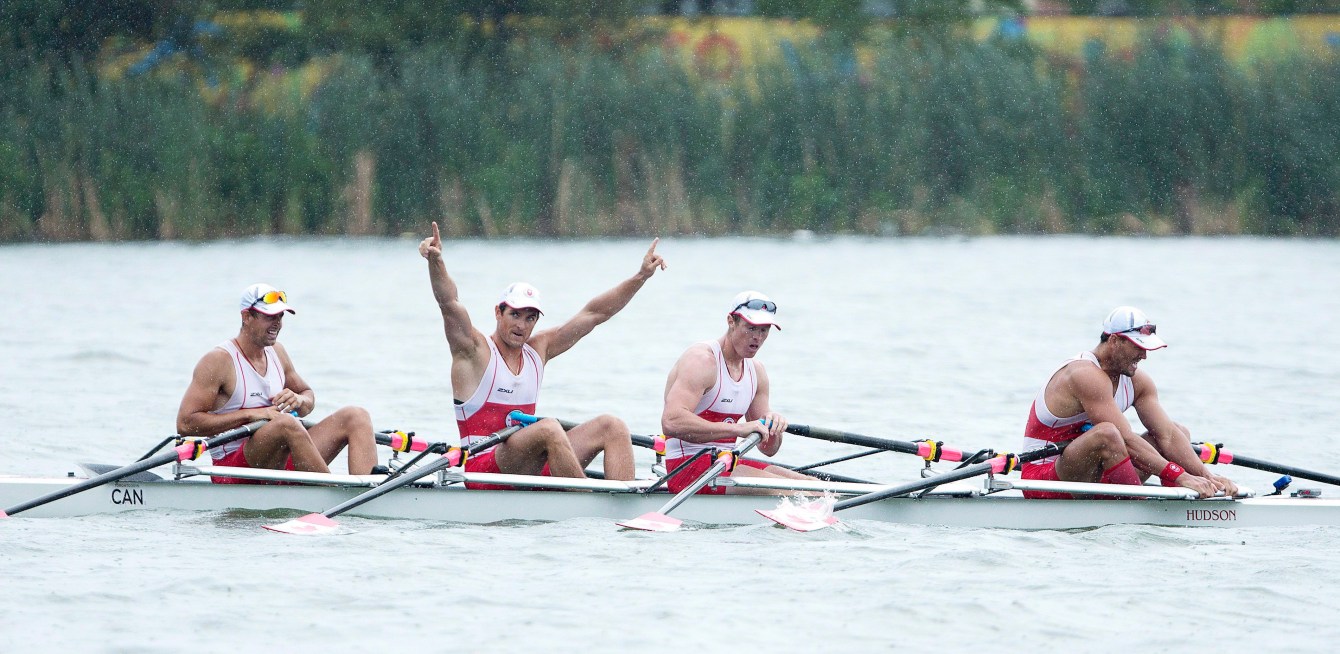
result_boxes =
[2,463,1337,530]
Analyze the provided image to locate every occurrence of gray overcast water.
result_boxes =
[2,235,1338,652]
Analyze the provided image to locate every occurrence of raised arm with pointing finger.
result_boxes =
[529,237,667,361]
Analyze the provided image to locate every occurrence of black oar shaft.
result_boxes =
[834,443,1062,512]
[791,448,883,472]
[786,424,921,456]
[1194,445,1340,487]
[320,425,523,520]
[545,416,874,483]
[4,420,267,517]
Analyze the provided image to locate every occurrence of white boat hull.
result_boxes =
[4,472,1337,530]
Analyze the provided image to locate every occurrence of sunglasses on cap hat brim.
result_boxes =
[1114,324,1156,336]
[252,290,287,306]
[732,298,777,314]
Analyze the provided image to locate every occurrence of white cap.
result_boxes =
[728,290,780,330]
[499,282,544,314]
[1103,306,1165,350]
[239,283,295,316]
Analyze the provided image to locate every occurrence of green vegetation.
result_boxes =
[3,3,1340,239]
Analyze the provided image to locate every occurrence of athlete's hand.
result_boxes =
[271,389,309,416]
[749,413,787,455]
[253,406,294,422]
[1177,472,1218,498]
[419,221,443,260]
[636,238,667,280]
[1207,472,1239,497]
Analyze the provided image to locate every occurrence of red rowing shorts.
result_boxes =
[664,456,772,495]
[462,450,553,490]
[1021,459,1142,500]
[1020,461,1071,499]
[209,446,296,485]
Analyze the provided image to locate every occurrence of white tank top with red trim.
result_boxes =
[1022,351,1135,463]
[455,336,544,453]
[664,340,757,460]
[210,339,285,459]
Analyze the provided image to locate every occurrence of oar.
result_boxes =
[618,432,763,532]
[758,442,1064,532]
[263,412,531,535]
[625,430,871,481]
[786,423,966,463]
[2,420,269,518]
[375,430,429,454]
[1194,442,1340,488]
[520,415,874,484]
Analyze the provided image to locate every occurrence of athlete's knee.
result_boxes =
[331,405,372,429]
[271,412,304,433]
[591,414,629,439]
[533,418,567,445]
[1084,423,1124,450]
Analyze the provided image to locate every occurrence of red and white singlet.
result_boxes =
[210,339,285,461]
[1021,351,1135,465]
[454,336,543,454]
[663,340,757,460]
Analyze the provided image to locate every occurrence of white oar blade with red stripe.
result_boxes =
[756,496,840,532]
[263,513,341,535]
[755,507,838,532]
[617,512,683,532]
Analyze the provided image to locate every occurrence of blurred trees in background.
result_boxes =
[4,0,1340,240]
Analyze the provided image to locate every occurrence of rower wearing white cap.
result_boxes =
[1019,306,1236,499]
[176,283,378,483]
[659,291,809,495]
[418,222,666,488]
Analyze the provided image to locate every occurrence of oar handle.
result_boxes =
[376,431,429,453]
[1194,443,1340,487]
[834,442,1063,512]
[786,424,964,462]
[298,418,429,454]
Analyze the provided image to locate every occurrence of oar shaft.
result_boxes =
[787,424,920,455]
[4,420,267,517]
[834,443,1062,512]
[321,424,524,520]
[1195,445,1340,487]
[834,462,994,511]
[655,433,762,516]
[787,424,963,462]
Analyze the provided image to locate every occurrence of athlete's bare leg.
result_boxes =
[241,413,331,474]
[494,418,585,478]
[566,414,636,481]
[306,406,377,475]
[723,462,811,496]
[1053,422,1132,482]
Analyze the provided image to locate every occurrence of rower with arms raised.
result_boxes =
[176,284,378,482]
[419,222,665,488]
[1020,306,1237,499]
[659,291,809,494]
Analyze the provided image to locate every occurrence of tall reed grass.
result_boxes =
[2,27,1338,241]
